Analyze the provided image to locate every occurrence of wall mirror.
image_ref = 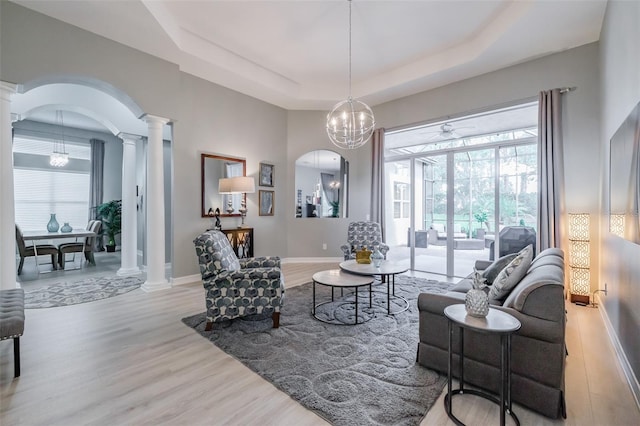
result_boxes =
[201,153,246,218]
[295,149,349,218]
[609,100,640,243]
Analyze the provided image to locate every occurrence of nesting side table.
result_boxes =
[443,304,521,426]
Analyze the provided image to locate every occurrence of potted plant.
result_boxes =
[96,200,122,252]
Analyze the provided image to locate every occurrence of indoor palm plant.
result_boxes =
[96,199,122,252]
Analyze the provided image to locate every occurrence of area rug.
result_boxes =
[24,275,143,308]
[182,275,454,426]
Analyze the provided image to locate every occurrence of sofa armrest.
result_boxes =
[203,267,282,290]
[239,256,280,268]
[493,306,565,344]
[418,292,564,344]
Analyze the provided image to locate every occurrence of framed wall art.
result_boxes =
[259,162,274,187]
[259,190,274,216]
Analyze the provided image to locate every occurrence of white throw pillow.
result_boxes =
[488,245,534,301]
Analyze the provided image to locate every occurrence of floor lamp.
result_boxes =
[568,213,590,305]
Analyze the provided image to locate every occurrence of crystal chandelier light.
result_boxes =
[326,0,375,150]
[50,110,69,167]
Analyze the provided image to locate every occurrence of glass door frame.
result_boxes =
[386,137,536,277]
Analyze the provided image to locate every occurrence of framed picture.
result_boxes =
[259,162,274,187]
[259,190,274,216]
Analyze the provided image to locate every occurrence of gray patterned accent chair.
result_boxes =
[340,221,390,260]
[193,230,284,330]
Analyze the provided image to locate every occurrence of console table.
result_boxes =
[221,228,253,258]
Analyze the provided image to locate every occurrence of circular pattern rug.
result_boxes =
[24,275,144,308]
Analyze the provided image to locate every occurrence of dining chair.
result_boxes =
[58,220,102,270]
[15,225,58,275]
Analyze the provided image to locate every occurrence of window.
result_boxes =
[13,136,91,231]
[393,182,410,219]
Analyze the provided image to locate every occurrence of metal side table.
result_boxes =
[443,304,521,426]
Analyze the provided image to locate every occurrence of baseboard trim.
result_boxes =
[597,294,640,411]
[281,257,343,264]
[171,274,201,286]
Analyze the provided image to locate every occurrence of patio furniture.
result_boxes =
[489,226,536,260]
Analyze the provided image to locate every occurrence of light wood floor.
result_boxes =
[1,262,639,425]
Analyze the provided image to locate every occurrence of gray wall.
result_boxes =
[599,0,640,386]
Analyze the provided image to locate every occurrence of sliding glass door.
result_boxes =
[383,102,539,277]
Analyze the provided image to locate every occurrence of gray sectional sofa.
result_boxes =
[417,248,566,419]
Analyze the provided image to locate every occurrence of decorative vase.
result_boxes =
[47,213,59,232]
[465,269,489,317]
[370,247,384,268]
[465,288,489,318]
[60,222,73,233]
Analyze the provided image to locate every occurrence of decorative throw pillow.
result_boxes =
[488,245,534,301]
[482,253,518,285]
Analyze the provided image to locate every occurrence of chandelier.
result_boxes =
[326,0,375,150]
[50,110,69,167]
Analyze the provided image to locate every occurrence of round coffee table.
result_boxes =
[312,269,375,325]
[443,304,522,426]
[339,260,409,315]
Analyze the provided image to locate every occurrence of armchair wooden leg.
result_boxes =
[272,312,280,328]
[205,321,213,331]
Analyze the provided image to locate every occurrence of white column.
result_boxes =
[0,82,18,290]
[117,133,141,277]
[141,115,171,292]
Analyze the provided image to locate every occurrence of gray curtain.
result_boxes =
[370,128,385,237]
[537,89,565,252]
[89,138,105,248]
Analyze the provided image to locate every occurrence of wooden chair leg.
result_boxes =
[205,321,213,331]
[14,337,20,378]
[272,312,280,328]
[51,254,57,270]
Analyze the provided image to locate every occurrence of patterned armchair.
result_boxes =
[340,221,390,260]
[193,230,284,330]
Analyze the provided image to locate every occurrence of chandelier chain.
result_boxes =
[348,0,352,99]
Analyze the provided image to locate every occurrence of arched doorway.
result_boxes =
[9,78,173,290]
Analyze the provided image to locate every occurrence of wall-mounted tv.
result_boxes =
[609,100,640,244]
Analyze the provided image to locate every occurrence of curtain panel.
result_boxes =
[537,89,566,252]
[370,128,385,238]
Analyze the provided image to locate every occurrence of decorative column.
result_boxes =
[141,115,171,292]
[0,82,18,290]
[117,133,141,277]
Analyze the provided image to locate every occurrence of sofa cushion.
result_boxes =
[482,253,518,285]
[489,245,533,301]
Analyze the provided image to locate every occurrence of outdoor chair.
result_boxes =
[193,230,284,330]
[340,221,390,260]
[15,225,58,275]
[57,220,102,270]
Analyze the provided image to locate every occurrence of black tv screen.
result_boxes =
[609,100,640,244]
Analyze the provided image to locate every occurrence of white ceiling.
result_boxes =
[12,0,607,110]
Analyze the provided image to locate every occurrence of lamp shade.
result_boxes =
[218,177,234,194]
[218,176,255,194]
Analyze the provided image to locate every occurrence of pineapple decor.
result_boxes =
[465,268,490,317]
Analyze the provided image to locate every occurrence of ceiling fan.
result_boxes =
[426,123,474,140]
